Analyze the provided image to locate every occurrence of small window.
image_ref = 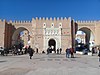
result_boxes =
[44,23,46,26]
[43,23,46,28]
[51,23,54,26]
[59,23,62,28]
[59,23,62,26]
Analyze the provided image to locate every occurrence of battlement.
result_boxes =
[1,18,100,24]
[75,20,100,23]
[0,19,32,24]
[0,19,6,22]
[1,17,71,24]
[11,20,31,24]
[32,17,71,21]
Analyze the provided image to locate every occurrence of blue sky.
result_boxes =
[0,0,100,21]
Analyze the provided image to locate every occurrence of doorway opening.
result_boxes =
[48,39,56,53]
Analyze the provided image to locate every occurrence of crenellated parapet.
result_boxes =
[0,19,6,23]
[0,17,71,24]
[31,17,71,28]
[75,20,99,23]
[0,19,32,24]
[32,17,71,21]
[11,20,31,24]
[0,19,2,22]
[2,18,100,24]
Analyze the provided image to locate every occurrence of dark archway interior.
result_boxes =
[12,27,29,46]
[79,28,91,45]
[48,39,56,53]
[77,27,92,50]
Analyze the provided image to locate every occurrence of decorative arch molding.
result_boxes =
[78,27,95,37]
[12,27,29,40]
[78,27,95,41]
[44,36,61,52]
[14,26,32,33]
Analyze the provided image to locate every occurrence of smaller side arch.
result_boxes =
[11,27,32,48]
[76,27,95,51]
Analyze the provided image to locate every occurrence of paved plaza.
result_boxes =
[0,53,100,75]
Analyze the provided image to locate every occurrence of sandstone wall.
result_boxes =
[0,20,5,47]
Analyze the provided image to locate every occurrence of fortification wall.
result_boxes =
[95,22,100,45]
[0,19,6,47]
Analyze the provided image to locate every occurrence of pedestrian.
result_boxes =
[47,47,50,55]
[28,46,35,59]
[25,46,28,54]
[60,48,62,54]
[92,47,95,56]
[66,48,70,58]
[70,48,74,58]
[98,48,100,61]
[95,47,97,54]
[4,48,9,56]
[57,48,59,54]
[36,48,38,54]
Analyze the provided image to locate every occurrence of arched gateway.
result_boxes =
[48,39,56,53]
[12,27,30,46]
[0,17,100,53]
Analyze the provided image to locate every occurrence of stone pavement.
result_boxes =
[0,53,100,75]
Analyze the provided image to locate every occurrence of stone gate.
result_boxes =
[0,17,100,53]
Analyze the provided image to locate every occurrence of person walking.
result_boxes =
[25,46,28,54]
[92,47,95,56]
[47,47,50,55]
[66,48,70,58]
[57,48,59,54]
[70,48,74,58]
[60,48,62,54]
[36,48,38,54]
[98,48,100,63]
[28,46,35,59]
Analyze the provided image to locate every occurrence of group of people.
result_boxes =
[47,47,62,54]
[28,46,75,59]
[28,46,100,63]
[2,44,100,61]
[11,43,24,55]
[66,47,74,58]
